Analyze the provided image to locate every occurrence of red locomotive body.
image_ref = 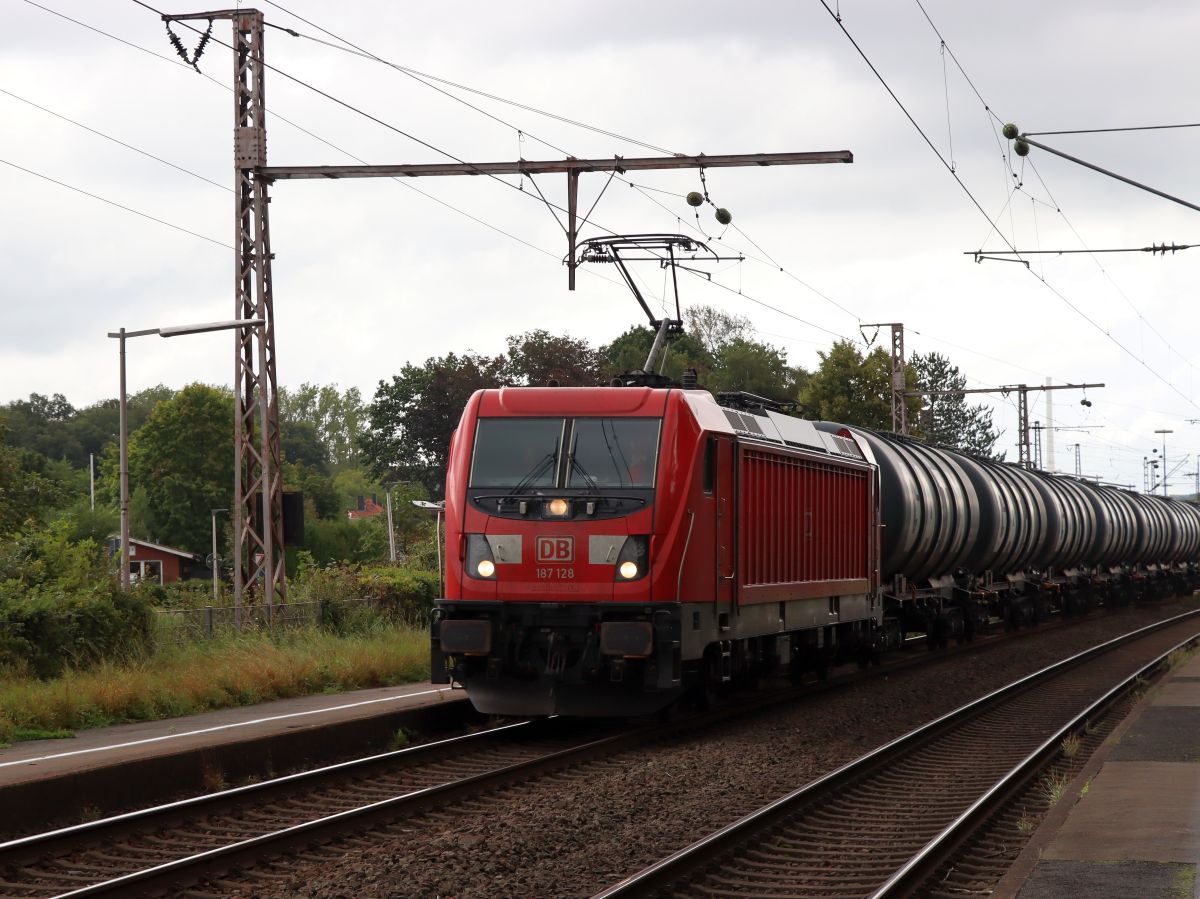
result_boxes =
[432,385,880,716]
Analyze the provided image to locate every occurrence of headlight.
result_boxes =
[465,534,497,580]
[545,497,570,517]
[614,535,649,582]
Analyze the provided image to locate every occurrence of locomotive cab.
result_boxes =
[433,386,687,716]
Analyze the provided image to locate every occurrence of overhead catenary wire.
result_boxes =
[242,0,887,343]
[0,157,231,249]
[825,0,1200,414]
[0,86,231,192]
[22,0,632,291]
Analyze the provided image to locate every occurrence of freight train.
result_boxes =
[430,384,1200,716]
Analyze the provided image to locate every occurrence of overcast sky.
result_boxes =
[3,0,1199,491]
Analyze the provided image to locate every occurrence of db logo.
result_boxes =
[536,536,574,562]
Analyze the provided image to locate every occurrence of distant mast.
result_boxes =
[1045,377,1056,472]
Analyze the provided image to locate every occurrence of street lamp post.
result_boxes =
[211,508,229,602]
[108,319,264,590]
[1155,429,1174,497]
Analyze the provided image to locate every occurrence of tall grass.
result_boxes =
[0,624,430,743]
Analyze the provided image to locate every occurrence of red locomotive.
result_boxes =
[431,384,884,716]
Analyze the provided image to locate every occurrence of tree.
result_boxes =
[599,325,713,382]
[126,383,233,553]
[684,306,753,357]
[278,383,366,467]
[504,330,601,386]
[360,353,508,496]
[800,339,922,430]
[0,425,65,536]
[707,338,797,400]
[911,351,1003,458]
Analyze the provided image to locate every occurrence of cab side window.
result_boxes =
[703,436,716,495]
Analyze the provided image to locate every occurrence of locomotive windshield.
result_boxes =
[469,417,661,489]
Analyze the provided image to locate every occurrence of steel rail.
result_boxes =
[592,607,1200,898]
[0,717,537,865]
[870,627,1200,897]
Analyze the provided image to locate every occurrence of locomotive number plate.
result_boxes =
[536,567,576,580]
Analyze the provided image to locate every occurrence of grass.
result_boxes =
[0,624,430,743]
[1039,770,1072,806]
[1061,732,1082,759]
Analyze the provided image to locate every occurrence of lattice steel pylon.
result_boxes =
[166,8,286,616]
[231,10,284,615]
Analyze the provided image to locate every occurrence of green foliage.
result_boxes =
[0,586,153,678]
[281,420,330,473]
[360,352,508,496]
[0,426,67,536]
[0,518,110,593]
[301,516,390,566]
[911,351,1003,458]
[2,387,173,468]
[291,558,440,627]
[127,384,233,554]
[685,306,753,358]
[707,338,797,400]
[599,325,713,381]
[57,501,120,546]
[278,383,365,467]
[800,339,923,430]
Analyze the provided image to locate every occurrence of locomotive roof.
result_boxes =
[472,387,864,462]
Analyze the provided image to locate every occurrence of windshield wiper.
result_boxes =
[506,452,557,496]
[570,456,601,494]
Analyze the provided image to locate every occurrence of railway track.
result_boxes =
[594,608,1200,899]
[0,605,1180,898]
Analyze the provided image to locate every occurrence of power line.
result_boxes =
[24,0,620,285]
[0,157,231,249]
[0,86,231,192]
[825,0,1200,413]
[260,0,679,157]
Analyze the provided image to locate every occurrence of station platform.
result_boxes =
[0,680,472,834]
[998,653,1200,899]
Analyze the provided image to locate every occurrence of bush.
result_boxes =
[0,585,153,678]
[288,556,439,631]
[356,565,440,623]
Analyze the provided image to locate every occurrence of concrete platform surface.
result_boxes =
[0,681,463,787]
[1008,652,1200,899]
[0,680,461,786]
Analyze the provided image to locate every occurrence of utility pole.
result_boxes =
[163,9,285,617]
[1044,378,1056,471]
[1032,421,1043,470]
[861,323,908,435]
[906,382,1104,468]
[1155,429,1173,497]
[385,487,397,563]
[1069,442,1082,477]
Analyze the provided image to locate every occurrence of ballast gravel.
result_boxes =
[249,601,1198,899]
